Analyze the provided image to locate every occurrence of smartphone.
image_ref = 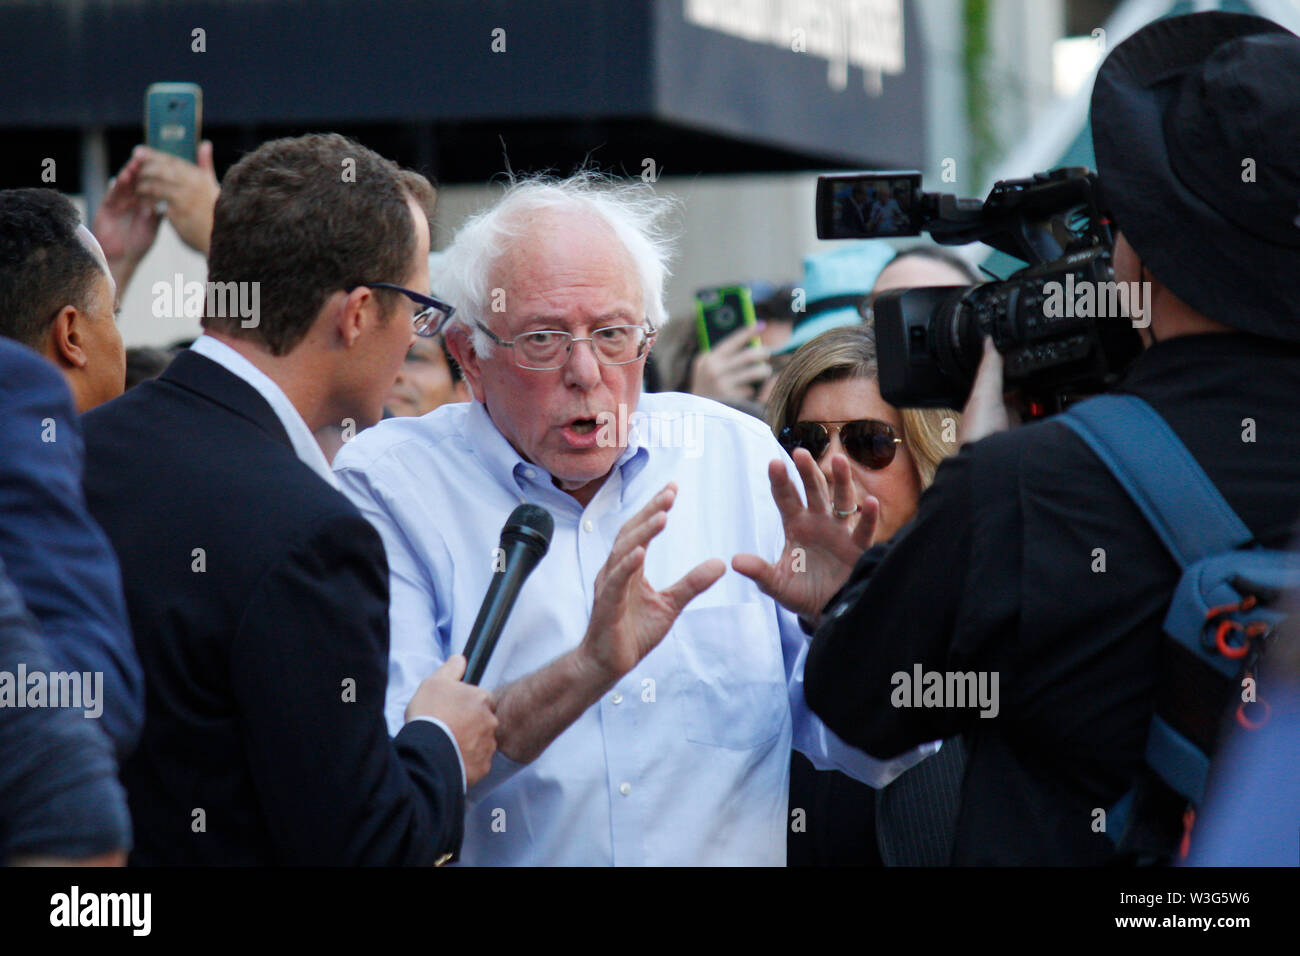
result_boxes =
[816,170,923,239]
[695,285,759,352]
[145,83,202,163]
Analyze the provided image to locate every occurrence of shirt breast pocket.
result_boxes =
[673,603,787,750]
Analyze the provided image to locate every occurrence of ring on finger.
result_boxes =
[832,504,860,519]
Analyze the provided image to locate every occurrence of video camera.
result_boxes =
[815,168,1145,411]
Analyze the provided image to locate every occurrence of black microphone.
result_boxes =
[462,504,555,685]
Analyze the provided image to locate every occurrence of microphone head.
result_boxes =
[501,503,554,558]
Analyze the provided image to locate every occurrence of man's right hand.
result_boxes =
[406,654,498,786]
[578,483,725,683]
[135,141,221,255]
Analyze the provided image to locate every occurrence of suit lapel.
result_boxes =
[160,349,294,450]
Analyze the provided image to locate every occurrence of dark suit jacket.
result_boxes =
[0,337,142,758]
[82,348,464,865]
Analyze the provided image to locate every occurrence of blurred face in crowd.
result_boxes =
[871,254,972,294]
[795,374,922,544]
[385,334,466,417]
[455,209,649,505]
[62,225,125,411]
[758,318,792,352]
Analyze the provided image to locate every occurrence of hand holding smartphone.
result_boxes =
[145,83,202,164]
[695,285,760,352]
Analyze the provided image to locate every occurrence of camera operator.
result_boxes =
[739,12,1300,864]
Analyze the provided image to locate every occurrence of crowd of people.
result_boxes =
[1,11,1298,867]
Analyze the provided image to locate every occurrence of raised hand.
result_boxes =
[689,323,772,402]
[489,485,724,768]
[136,141,220,255]
[91,152,163,292]
[580,483,725,680]
[732,449,877,620]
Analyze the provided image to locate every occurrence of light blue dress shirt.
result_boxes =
[335,391,937,865]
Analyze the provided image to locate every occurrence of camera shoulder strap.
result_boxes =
[1060,394,1253,562]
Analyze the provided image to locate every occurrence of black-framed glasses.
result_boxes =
[348,283,455,338]
[474,319,656,371]
[778,419,902,470]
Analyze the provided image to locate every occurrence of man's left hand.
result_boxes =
[733,449,877,621]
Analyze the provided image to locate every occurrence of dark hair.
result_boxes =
[0,188,103,347]
[884,246,982,284]
[204,133,432,355]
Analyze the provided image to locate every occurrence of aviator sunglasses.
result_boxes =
[778,419,902,470]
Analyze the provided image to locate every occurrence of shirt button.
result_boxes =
[611,692,623,705]
[582,519,594,533]
[619,782,632,796]
[523,468,536,479]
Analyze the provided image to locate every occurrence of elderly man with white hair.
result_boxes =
[334,173,935,866]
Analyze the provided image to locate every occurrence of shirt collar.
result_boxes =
[464,398,650,504]
[190,334,340,490]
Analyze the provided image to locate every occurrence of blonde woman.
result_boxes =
[771,323,966,867]
[766,324,956,544]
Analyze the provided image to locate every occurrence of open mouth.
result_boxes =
[569,418,598,435]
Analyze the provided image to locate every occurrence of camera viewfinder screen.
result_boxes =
[829,176,917,238]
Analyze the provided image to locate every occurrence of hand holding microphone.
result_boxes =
[405,655,498,786]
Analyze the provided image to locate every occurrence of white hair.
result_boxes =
[434,171,677,355]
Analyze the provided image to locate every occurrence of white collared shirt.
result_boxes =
[189,334,339,490]
[335,391,938,865]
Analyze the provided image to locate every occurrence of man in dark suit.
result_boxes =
[82,133,497,865]
[0,197,143,757]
